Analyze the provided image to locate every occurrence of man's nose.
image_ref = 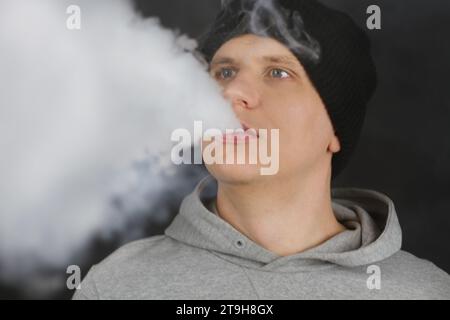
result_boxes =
[222,75,261,110]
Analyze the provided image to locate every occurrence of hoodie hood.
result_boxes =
[165,175,402,272]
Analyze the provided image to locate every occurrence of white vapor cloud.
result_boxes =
[0,0,238,292]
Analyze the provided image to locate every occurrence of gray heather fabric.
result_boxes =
[73,175,450,300]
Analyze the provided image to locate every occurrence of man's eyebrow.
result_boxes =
[261,55,300,67]
[210,57,235,67]
[210,55,300,68]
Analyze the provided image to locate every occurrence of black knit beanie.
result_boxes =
[197,0,377,179]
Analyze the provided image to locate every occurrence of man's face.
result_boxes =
[203,34,340,184]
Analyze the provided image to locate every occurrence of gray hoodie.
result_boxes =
[73,175,450,300]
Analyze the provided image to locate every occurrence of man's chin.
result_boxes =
[206,163,264,185]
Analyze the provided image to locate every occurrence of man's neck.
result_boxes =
[215,170,346,257]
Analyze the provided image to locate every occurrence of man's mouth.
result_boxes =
[219,122,259,144]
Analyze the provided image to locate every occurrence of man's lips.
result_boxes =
[218,122,259,144]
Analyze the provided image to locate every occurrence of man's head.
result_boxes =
[198,0,377,183]
[202,33,339,185]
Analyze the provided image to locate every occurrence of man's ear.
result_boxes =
[328,134,341,154]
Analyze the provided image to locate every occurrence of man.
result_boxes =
[73,0,450,299]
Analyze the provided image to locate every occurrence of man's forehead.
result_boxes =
[210,34,300,65]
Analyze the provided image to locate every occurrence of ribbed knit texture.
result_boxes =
[197,0,378,178]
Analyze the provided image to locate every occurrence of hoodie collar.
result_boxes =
[165,175,402,272]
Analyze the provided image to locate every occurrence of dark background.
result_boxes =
[1,0,449,299]
[133,0,450,272]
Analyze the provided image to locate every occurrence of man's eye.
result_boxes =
[269,68,290,79]
[215,68,236,80]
